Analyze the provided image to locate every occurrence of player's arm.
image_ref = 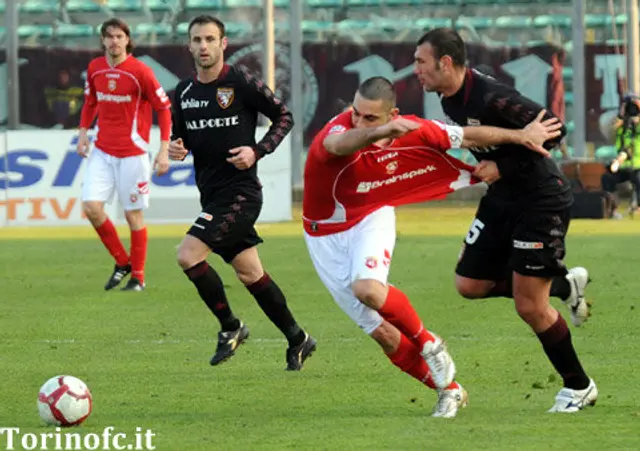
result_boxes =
[77,68,98,157]
[168,85,190,162]
[324,117,420,156]
[142,68,172,174]
[239,71,294,160]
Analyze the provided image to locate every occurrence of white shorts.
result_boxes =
[304,206,396,335]
[81,147,151,211]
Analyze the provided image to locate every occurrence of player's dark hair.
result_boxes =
[188,15,226,39]
[357,76,396,107]
[417,28,466,67]
[100,17,134,53]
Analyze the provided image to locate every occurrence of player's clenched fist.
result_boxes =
[168,138,189,161]
[377,117,421,139]
[76,130,91,158]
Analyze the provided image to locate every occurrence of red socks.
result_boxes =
[95,218,129,267]
[388,334,459,391]
[378,285,435,349]
[130,228,148,284]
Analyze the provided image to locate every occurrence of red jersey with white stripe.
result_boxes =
[81,55,171,158]
[302,111,478,236]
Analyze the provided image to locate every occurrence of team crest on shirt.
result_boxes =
[385,161,398,174]
[108,79,117,92]
[130,194,138,203]
[365,257,378,269]
[216,87,235,109]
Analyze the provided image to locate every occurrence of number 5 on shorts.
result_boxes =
[465,219,485,245]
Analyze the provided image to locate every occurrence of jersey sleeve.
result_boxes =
[170,81,190,150]
[79,63,98,129]
[140,65,172,141]
[482,83,566,148]
[236,68,294,159]
[312,111,353,161]
[416,118,464,152]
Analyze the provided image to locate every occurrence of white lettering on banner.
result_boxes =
[0,127,291,226]
[356,165,437,193]
[96,92,132,103]
[185,116,239,130]
[595,54,626,111]
[181,98,209,110]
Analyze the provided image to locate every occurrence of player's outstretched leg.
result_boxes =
[178,236,247,366]
[83,202,130,290]
[513,273,597,413]
[373,322,468,419]
[373,284,456,388]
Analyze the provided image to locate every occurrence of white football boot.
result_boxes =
[421,335,456,389]
[432,384,469,419]
[548,379,598,413]
[563,267,591,327]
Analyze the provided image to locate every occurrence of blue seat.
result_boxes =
[494,16,533,29]
[146,0,178,11]
[65,0,102,13]
[533,15,571,28]
[307,0,342,6]
[135,23,173,36]
[56,24,95,37]
[223,0,260,6]
[184,0,223,9]
[417,18,454,30]
[107,0,144,12]
[455,17,493,30]
[21,0,59,14]
[595,146,618,161]
[18,24,54,38]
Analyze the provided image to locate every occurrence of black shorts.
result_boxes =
[455,195,570,280]
[187,192,264,263]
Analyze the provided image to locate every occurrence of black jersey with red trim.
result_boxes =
[171,64,293,201]
[440,68,572,209]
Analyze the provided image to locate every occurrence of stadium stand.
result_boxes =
[4,0,635,160]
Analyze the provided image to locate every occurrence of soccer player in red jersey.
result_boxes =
[303,77,561,418]
[77,18,172,292]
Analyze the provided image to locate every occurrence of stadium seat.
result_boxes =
[107,0,144,12]
[177,21,251,37]
[18,24,54,38]
[346,0,382,6]
[533,15,571,28]
[338,19,371,31]
[595,146,618,161]
[417,18,454,30]
[184,0,223,9]
[146,0,179,12]
[307,0,343,6]
[56,23,95,37]
[135,23,173,36]
[223,0,260,6]
[65,0,102,13]
[494,16,533,29]
[455,17,493,30]
[21,0,59,14]
[565,92,574,105]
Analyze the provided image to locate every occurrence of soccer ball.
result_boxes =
[37,375,93,427]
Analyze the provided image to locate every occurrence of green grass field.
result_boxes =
[1,206,639,450]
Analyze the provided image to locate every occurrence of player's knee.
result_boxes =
[513,295,546,324]
[82,202,102,221]
[176,244,201,270]
[124,210,144,230]
[351,279,386,309]
[455,277,491,299]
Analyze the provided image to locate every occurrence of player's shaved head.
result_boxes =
[357,77,396,109]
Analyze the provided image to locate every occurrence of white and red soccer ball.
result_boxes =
[37,375,92,426]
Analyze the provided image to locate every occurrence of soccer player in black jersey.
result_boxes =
[413,28,598,412]
[168,15,316,371]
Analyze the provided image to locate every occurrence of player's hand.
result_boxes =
[168,138,188,161]
[376,117,421,139]
[520,109,563,157]
[473,160,501,185]
[76,130,91,158]
[227,146,257,170]
[153,145,170,176]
